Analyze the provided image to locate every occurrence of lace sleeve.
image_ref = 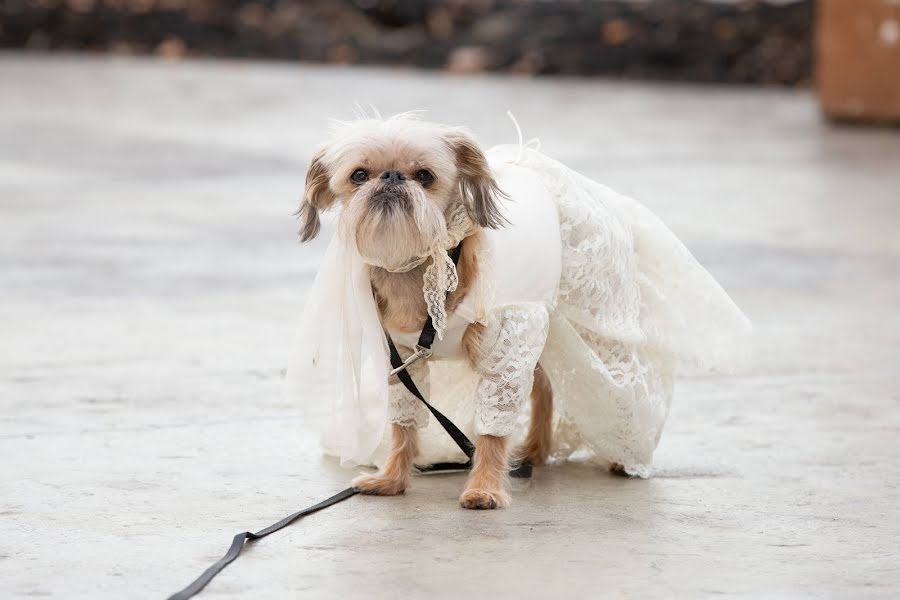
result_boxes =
[474,304,550,437]
[387,348,430,428]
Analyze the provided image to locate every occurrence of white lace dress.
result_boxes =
[375,145,750,477]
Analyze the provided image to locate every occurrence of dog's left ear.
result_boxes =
[444,128,508,229]
[298,149,337,242]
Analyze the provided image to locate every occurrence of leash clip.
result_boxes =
[389,345,432,377]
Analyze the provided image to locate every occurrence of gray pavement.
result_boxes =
[1,54,899,599]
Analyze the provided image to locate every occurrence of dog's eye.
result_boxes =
[415,169,435,186]
[350,169,368,184]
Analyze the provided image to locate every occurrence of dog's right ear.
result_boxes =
[298,149,336,242]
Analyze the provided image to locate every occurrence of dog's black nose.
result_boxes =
[380,170,406,184]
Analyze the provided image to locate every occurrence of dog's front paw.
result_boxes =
[459,488,509,510]
[352,473,408,496]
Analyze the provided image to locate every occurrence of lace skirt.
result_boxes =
[371,147,750,477]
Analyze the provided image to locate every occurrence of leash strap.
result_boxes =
[167,487,358,600]
[167,388,481,600]
[168,241,528,600]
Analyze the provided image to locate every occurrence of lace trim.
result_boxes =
[387,349,430,428]
[474,304,550,437]
[421,245,459,339]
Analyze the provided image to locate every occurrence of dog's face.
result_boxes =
[298,116,505,269]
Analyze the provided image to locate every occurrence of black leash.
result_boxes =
[168,241,529,599]
[167,487,359,600]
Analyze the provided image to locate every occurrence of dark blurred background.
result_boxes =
[1,0,814,85]
[1,1,898,121]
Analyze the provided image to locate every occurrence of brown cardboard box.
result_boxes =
[817,0,900,123]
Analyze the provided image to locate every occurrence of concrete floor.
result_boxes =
[1,55,899,599]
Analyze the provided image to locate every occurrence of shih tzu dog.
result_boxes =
[292,114,750,510]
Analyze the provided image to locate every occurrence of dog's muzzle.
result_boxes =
[372,182,409,208]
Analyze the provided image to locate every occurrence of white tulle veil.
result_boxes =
[285,212,474,466]
[284,230,391,467]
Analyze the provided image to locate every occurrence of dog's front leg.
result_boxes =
[353,346,429,495]
[352,423,418,495]
[460,305,551,510]
[460,434,510,509]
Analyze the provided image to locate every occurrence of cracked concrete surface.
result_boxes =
[1,55,899,599]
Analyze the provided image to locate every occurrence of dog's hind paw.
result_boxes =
[610,462,635,477]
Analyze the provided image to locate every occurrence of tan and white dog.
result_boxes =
[291,114,750,509]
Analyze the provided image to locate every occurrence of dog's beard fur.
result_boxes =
[341,181,448,272]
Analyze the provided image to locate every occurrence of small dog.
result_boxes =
[294,114,749,509]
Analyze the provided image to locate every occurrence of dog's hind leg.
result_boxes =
[515,363,554,466]
[353,424,418,495]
